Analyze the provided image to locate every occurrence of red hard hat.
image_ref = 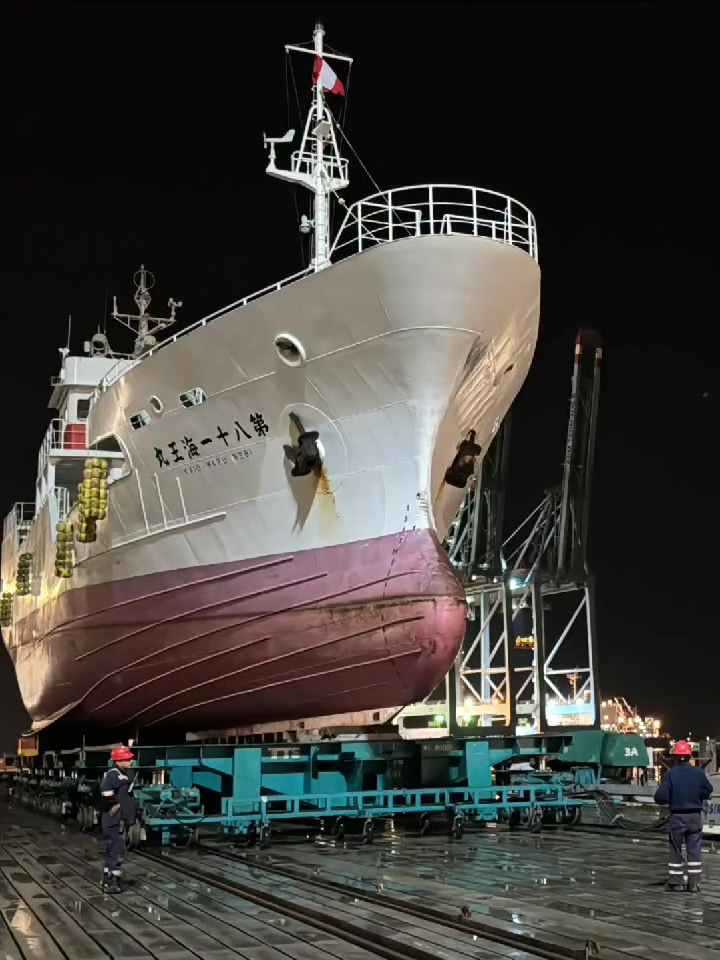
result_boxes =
[672,740,692,756]
[111,745,135,762]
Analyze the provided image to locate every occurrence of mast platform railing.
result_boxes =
[291,149,349,183]
[331,184,538,261]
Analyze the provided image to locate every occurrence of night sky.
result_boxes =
[1,3,715,749]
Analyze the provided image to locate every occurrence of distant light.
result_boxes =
[509,578,519,591]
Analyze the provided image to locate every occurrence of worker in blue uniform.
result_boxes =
[654,740,712,892]
[100,744,136,893]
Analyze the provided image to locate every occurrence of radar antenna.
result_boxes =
[111,265,182,358]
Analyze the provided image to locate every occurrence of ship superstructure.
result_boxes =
[1,25,541,738]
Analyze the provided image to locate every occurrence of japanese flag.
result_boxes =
[312,56,345,96]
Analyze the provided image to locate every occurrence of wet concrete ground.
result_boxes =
[1,804,719,959]
[0,808,390,960]
[239,820,716,960]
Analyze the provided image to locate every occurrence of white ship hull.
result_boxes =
[90,234,539,578]
[4,229,540,734]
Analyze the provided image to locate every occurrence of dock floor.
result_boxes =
[1,805,718,959]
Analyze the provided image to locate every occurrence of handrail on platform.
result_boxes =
[93,183,537,398]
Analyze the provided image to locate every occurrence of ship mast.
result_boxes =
[265,23,351,272]
[111,266,183,358]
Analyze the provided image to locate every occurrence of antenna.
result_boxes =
[111,265,183,358]
[58,316,72,365]
[267,25,352,271]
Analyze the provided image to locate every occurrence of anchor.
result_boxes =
[283,412,323,477]
[444,430,482,488]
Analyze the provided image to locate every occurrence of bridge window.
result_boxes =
[77,399,91,420]
[180,388,207,408]
[130,411,151,430]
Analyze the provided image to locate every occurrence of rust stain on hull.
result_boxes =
[315,465,338,528]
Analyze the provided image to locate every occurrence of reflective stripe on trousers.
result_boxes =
[668,811,703,881]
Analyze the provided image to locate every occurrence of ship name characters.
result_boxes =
[152,412,269,474]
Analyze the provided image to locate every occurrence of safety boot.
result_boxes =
[664,880,685,892]
[102,874,122,894]
[687,878,701,894]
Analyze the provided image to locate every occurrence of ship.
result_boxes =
[0,25,541,740]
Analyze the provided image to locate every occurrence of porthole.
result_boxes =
[180,388,207,408]
[274,334,306,367]
[149,395,163,415]
[129,411,150,430]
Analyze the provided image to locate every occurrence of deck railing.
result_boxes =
[92,266,314,397]
[2,503,36,544]
[92,183,537,397]
[331,184,537,260]
[39,419,88,461]
[3,488,75,553]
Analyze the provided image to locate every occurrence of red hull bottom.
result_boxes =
[14,530,466,733]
